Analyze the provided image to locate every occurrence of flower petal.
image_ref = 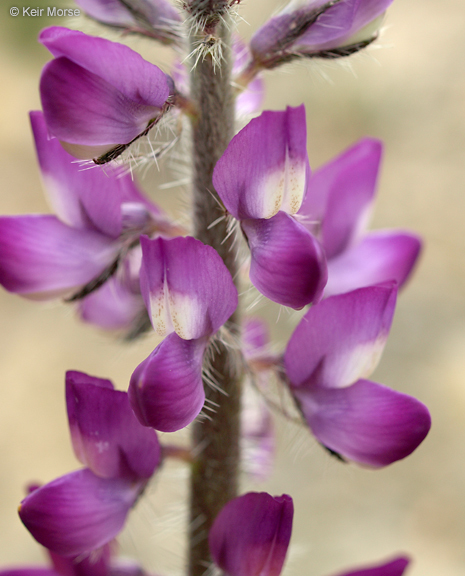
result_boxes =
[129,333,207,432]
[139,236,238,339]
[297,0,392,52]
[325,230,422,297]
[0,215,118,300]
[295,378,430,467]
[39,27,170,156]
[0,570,57,576]
[19,469,140,557]
[243,317,270,359]
[40,58,162,157]
[66,371,161,480]
[30,111,161,237]
[242,386,275,482]
[74,0,180,29]
[242,212,327,309]
[209,492,293,576]
[331,555,410,576]
[213,107,309,220]
[299,138,382,259]
[40,27,169,110]
[77,275,145,331]
[48,544,112,576]
[285,284,397,389]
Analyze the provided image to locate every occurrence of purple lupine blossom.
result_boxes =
[250,0,394,68]
[208,491,410,576]
[241,318,277,481]
[129,235,238,431]
[74,0,181,44]
[0,112,177,330]
[213,106,327,309]
[0,542,147,576]
[39,27,172,161]
[297,138,421,296]
[284,283,431,467]
[209,492,294,576]
[19,372,161,556]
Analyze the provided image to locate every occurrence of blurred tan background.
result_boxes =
[1,0,465,575]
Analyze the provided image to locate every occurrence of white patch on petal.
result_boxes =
[281,148,307,215]
[259,149,306,219]
[168,290,202,340]
[331,334,388,388]
[260,169,285,219]
[95,441,110,454]
[149,276,174,337]
[340,14,385,47]
[60,140,117,160]
[149,276,202,340]
[42,174,85,229]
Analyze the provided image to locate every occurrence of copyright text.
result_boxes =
[10,7,81,16]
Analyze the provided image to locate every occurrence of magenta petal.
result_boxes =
[298,0,393,51]
[48,545,112,576]
[213,106,309,220]
[325,230,422,297]
[331,556,410,576]
[0,215,118,299]
[242,212,327,309]
[300,138,382,259]
[129,333,207,432]
[30,111,159,238]
[209,492,293,576]
[243,317,270,359]
[19,469,141,557]
[295,378,431,467]
[66,371,161,480]
[74,0,180,28]
[139,236,238,339]
[40,27,169,110]
[40,58,161,152]
[242,387,275,482]
[0,571,57,576]
[285,284,397,389]
[39,27,170,155]
[78,275,144,331]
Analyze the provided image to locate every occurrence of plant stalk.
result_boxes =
[187,15,242,576]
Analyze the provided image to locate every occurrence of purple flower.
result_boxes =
[209,492,294,576]
[0,542,147,576]
[0,112,176,330]
[241,318,277,481]
[39,27,172,161]
[298,138,421,297]
[19,372,161,556]
[213,106,327,309]
[250,0,393,68]
[129,235,238,431]
[74,0,181,44]
[284,283,431,467]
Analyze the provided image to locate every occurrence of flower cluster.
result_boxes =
[0,1,430,576]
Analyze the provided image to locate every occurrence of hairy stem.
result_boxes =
[187,16,241,576]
